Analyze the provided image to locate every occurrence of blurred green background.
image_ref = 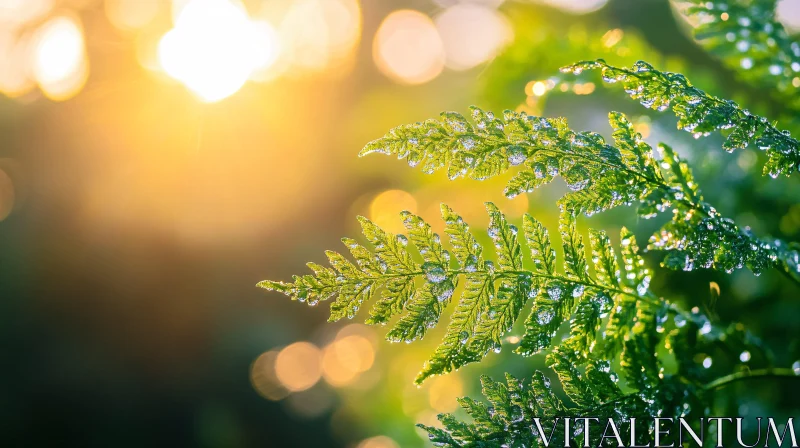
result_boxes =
[0,0,799,446]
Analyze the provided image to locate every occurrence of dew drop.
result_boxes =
[546,283,563,301]
[423,262,447,283]
[537,308,554,325]
[464,254,479,273]
[507,146,527,166]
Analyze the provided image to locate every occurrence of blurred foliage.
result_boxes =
[685,0,800,111]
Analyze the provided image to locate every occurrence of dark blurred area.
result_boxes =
[0,0,798,447]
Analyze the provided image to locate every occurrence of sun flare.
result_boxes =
[157,0,278,102]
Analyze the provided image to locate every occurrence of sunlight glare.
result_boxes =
[158,0,279,102]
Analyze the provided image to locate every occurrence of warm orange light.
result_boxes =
[369,189,417,234]
[322,333,375,387]
[0,0,53,27]
[274,342,322,392]
[633,121,651,138]
[601,28,624,48]
[373,10,445,85]
[356,436,400,448]
[435,4,512,71]
[0,31,35,97]
[427,374,463,412]
[31,15,88,101]
[158,0,279,102]
[277,0,361,75]
[250,350,289,401]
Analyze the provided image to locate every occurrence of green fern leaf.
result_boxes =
[260,203,693,384]
[563,58,800,177]
[362,107,800,282]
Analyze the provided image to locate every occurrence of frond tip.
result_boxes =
[562,58,800,177]
[260,203,695,384]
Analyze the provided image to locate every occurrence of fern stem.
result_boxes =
[354,267,692,320]
[703,368,800,391]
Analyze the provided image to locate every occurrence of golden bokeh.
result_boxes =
[250,350,290,401]
[284,387,334,418]
[0,31,35,97]
[356,435,400,448]
[369,189,417,234]
[529,81,546,97]
[601,28,624,48]
[322,333,375,387]
[274,341,323,392]
[0,0,53,27]
[572,82,596,95]
[105,0,160,32]
[31,15,88,101]
[427,373,463,413]
[633,120,651,139]
[373,10,445,85]
[276,0,361,76]
[434,4,512,71]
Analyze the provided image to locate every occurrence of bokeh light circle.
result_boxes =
[32,15,88,101]
[435,4,512,71]
[373,10,445,85]
[274,342,322,392]
[537,0,608,14]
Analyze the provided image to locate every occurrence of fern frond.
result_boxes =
[360,107,800,282]
[420,314,779,446]
[561,58,800,177]
[259,204,697,384]
[418,302,778,445]
[419,366,705,447]
[684,0,800,105]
